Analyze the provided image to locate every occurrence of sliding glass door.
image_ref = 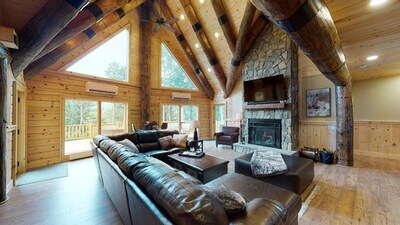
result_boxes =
[64,99,127,159]
[162,104,199,134]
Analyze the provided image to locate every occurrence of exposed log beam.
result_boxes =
[251,0,353,166]
[210,0,236,53]
[10,0,89,77]
[139,2,152,125]
[225,1,256,97]
[24,6,131,80]
[0,44,12,204]
[179,0,227,97]
[33,0,145,62]
[158,0,214,100]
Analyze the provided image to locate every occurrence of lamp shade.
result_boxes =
[190,120,200,129]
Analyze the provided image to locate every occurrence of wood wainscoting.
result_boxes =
[300,121,400,160]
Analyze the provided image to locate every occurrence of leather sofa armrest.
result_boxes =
[215,132,224,139]
[230,132,239,137]
[230,198,287,225]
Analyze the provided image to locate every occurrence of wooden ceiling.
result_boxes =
[1,0,400,91]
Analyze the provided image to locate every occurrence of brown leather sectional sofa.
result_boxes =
[91,130,302,225]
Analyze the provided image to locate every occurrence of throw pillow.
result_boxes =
[158,135,175,150]
[119,139,139,153]
[201,185,246,215]
[250,150,288,177]
[172,134,188,148]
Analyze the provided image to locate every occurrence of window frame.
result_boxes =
[160,103,199,134]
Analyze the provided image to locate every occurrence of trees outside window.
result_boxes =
[161,43,196,90]
[67,29,129,82]
[162,104,199,134]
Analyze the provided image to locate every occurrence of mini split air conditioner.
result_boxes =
[86,82,118,95]
[172,92,191,100]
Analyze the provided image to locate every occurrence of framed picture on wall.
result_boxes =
[306,88,331,117]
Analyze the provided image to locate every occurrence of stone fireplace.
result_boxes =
[234,24,299,153]
[248,119,281,149]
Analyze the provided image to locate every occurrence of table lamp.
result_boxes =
[190,120,200,141]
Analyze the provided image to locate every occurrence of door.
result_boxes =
[214,104,225,133]
[101,102,126,135]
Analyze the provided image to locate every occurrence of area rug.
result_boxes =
[298,185,320,219]
[16,163,68,186]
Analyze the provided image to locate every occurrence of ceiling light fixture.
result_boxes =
[180,14,185,20]
[214,32,220,38]
[199,0,205,4]
[370,0,387,6]
[366,55,378,61]
[207,68,211,72]
[195,43,200,49]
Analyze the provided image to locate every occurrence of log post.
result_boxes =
[210,0,236,53]
[33,0,145,62]
[158,0,214,100]
[251,0,353,165]
[24,7,128,80]
[179,0,227,96]
[10,0,89,77]
[0,45,12,204]
[139,2,152,125]
[225,1,256,97]
[336,83,354,166]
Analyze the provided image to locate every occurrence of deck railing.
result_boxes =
[65,123,124,140]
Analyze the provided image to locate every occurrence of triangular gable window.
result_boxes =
[67,29,129,82]
[161,43,196,90]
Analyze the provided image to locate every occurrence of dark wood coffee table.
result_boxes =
[168,153,229,183]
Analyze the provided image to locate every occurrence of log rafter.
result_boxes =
[225,1,256,97]
[158,0,214,100]
[251,0,353,166]
[210,0,237,54]
[24,6,130,80]
[179,0,227,96]
[10,0,89,77]
[33,0,145,62]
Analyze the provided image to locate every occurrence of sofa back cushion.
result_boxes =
[158,129,179,138]
[117,152,149,178]
[222,126,239,135]
[133,164,229,225]
[137,131,159,143]
[93,135,110,146]
[108,143,136,162]
[99,139,117,153]
[139,142,161,152]
[106,132,139,145]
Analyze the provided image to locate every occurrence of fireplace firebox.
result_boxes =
[248,119,281,149]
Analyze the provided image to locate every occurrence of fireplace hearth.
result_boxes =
[248,119,281,149]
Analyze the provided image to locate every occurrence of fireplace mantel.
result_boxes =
[243,102,285,110]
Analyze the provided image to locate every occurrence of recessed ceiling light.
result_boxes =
[370,0,387,6]
[180,14,185,20]
[214,32,220,38]
[207,68,211,72]
[366,55,378,61]
[199,0,205,4]
[195,43,200,49]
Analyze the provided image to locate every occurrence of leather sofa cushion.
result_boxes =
[219,135,233,142]
[137,131,159,143]
[139,142,161,152]
[99,139,117,153]
[133,164,229,225]
[93,135,110,146]
[106,132,139,144]
[158,129,179,138]
[117,152,149,178]
[207,173,301,225]
[108,143,134,162]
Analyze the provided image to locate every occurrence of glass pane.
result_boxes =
[64,100,98,155]
[181,105,199,134]
[101,102,126,135]
[161,44,196,90]
[67,29,129,82]
[215,105,225,132]
[162,105,179,131]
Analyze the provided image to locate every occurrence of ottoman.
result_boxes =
[235,152,314,195]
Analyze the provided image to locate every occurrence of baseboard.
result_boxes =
[301,182,316,202]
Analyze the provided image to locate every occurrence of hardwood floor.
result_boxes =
[1,141,399,225]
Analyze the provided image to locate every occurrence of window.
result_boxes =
[162,104,199,134]
[67,29,129,82]
[161,43,196,90]
[64,99,127,157]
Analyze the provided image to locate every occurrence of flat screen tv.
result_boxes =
[244,75,287,104]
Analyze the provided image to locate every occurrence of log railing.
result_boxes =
[65,123,124,140]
